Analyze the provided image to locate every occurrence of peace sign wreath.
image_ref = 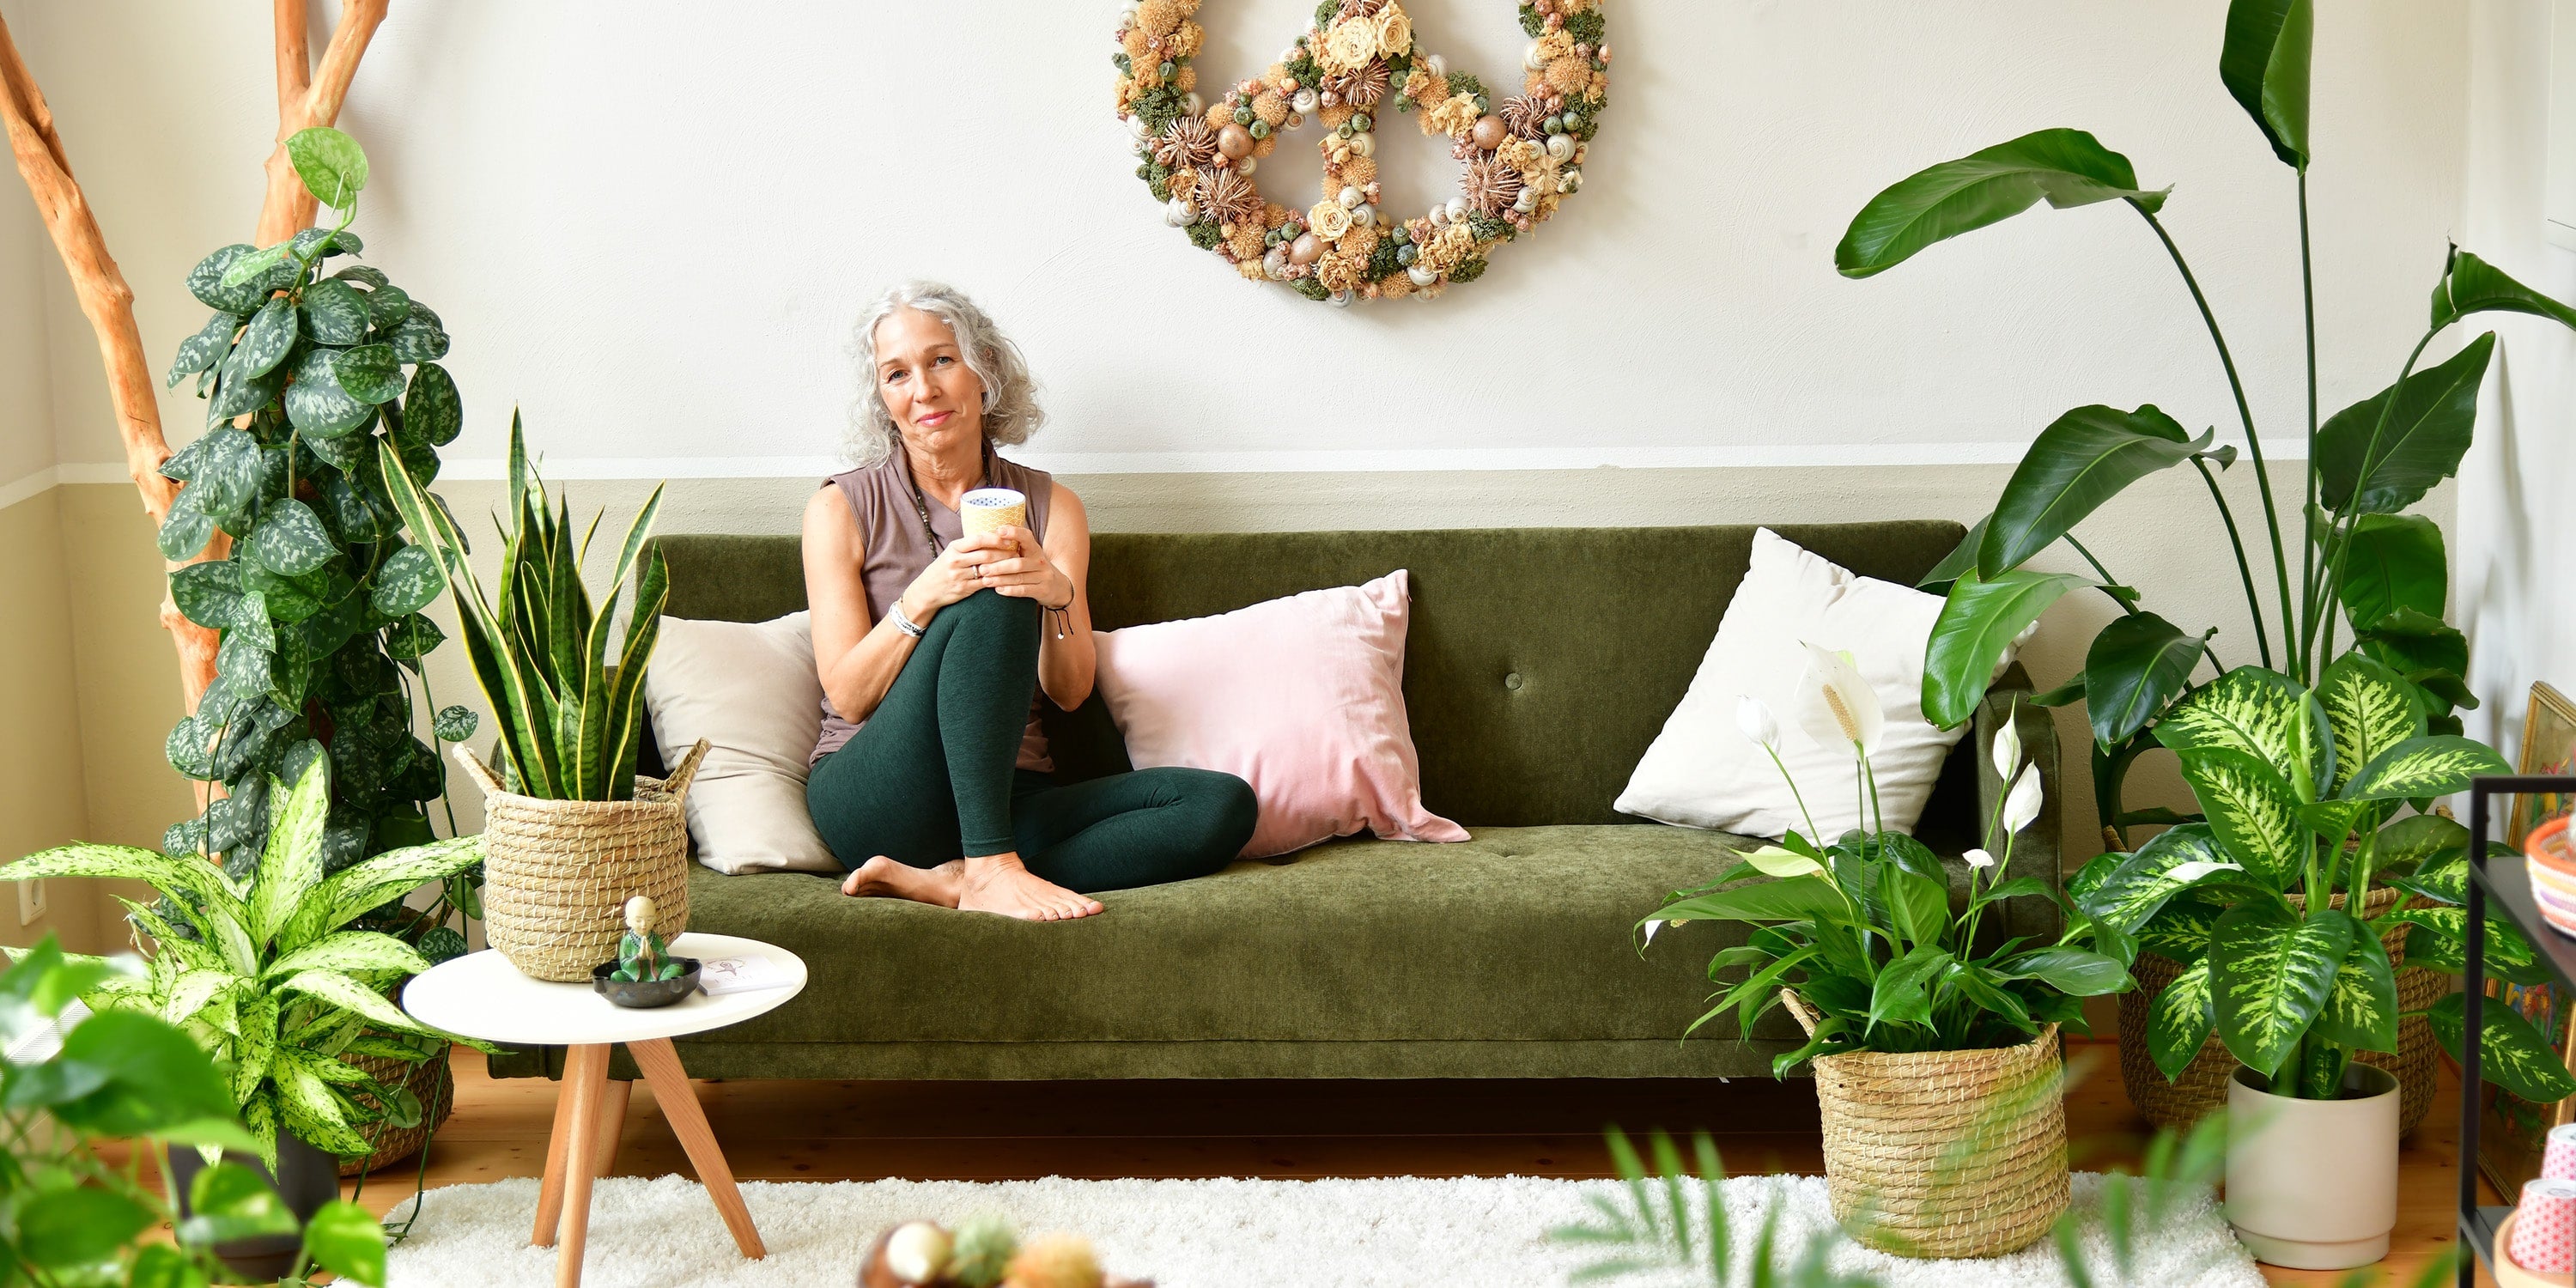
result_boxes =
[1112,0,1609,305]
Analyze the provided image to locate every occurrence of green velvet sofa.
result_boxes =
[489,520,2057,1084]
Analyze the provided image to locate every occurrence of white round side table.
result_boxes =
[404,933,808,1288]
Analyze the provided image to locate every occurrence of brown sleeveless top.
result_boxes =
[810,447,1056,769]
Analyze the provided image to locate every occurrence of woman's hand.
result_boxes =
[969,526,1072,608]
[897,532,1018,618]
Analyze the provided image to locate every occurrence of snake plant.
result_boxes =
[0,761,483,1165]
[379,412,668,801]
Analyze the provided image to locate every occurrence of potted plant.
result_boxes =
[2065,657,2570,1267]
[0,937,394,1286]
[380,414,705,982]
[159,124,482,1173]
[1830,0,2576,1165]
[0,761,484,1277]
[1642,649,2131,1258]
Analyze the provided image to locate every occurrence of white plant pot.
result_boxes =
[2223,1062,2400,1270]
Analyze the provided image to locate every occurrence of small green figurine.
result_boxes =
[609,895,684,983]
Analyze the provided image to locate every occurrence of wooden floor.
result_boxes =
[340,1039,2494,1285]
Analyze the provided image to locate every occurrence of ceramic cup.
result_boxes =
[959,488,1026,539]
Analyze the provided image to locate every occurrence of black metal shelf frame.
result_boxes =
[2458,774,2576,1287]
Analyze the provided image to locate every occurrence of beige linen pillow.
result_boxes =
[1615,528,2023,840]
[641,611,837,874]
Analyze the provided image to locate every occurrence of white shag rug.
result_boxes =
[382,1172,2263,1288]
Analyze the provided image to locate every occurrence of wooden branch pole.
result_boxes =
[0,1,386,719]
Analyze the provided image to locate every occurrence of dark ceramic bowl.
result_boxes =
[592,957,701,1009]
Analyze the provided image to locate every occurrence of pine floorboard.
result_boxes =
[336,1038,2496,1285]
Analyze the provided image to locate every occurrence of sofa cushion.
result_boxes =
[674,824,1802,1052]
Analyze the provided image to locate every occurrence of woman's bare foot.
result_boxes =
[957,854,1103,921]
[840,856,964,907]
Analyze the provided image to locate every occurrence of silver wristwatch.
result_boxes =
[888,603,926,638]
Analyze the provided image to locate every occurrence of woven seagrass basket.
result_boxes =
[458,740,707,983]
[1785,992,2069,1259]
[336,1045,454,1177]
[2117,884,2441,1133]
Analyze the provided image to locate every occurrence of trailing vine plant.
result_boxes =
[157,127,478,957]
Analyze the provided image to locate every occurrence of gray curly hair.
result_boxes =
[845,281,1044,467]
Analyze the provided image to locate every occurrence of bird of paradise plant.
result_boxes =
[1643,647,2131,1068]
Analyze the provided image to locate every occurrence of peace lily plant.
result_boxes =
[1644,647,2129,1068]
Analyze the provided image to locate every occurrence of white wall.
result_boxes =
[0,174,52,493]
[6,1,2500,867]
[2460,0,2576,760]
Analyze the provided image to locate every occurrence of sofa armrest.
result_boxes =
[1968,663,2063,945]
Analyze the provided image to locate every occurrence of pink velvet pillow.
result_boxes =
[1092,569,1468,860]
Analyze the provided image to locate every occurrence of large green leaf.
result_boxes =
[2354,609,2474,709]
[2374,813,2470,880]
[157,488,218,562]
[270,1051,371,1157]
[2211,901,2353,1079]
[246,761,331,946]
[276,969,443,1041]
[17,1188,155,1268]
[2336,514,2446,633]
[2310,917,2397,1053]
[44,1008,236,1136]
[2075,823,2240,931]
[244,498,337,577]
[333,343,404,404]
[1978,404,2208,577]
[2147,956,2217,1079]
[187,244,263,311]
[2176,748,2306,887]
[2427,993,2576,1103]
[2315,653,2427,796]
[1916,514,1988,592]
[1922,569,2093,728]
[372,544,445,619]
[286,126,368,207]
[278,835,482,951]
[1836,129,2168,278]
[233,295,299,379]
[2432,248,2576,332]
[2219,0,2312,167]
[2391,906,2550,986]
[403,362,462,447]
[167,311,241,387]
[301,1200,391,1286]
[1867,944,1952,1035]
[1992,946,2129,995]
[1654,876,1846,926]
[0,843,244,931]
[282,348,375,437]
[2083,611,2209,747]
[301,276,371,344]
[264,930,430,981]
[2316,332,2495,516]
[2340,734,2511,802]
[390,305,451,364]
[2156,665,2311,782]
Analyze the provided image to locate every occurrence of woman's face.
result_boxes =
[873,307,985,459]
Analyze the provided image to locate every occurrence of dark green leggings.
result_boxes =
[805,589,1258,893]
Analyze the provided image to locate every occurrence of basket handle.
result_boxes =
[1780,988,1819,1038]
[453,744,507,798]
[650,739,711,804]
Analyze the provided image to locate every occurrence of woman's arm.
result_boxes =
[803,486,1002,723]
[803,487,913,724]
[1034,483,1096,711]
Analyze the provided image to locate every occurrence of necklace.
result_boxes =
[901,440,1070,639]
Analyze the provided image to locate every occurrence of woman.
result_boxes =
[804,282,1257,920]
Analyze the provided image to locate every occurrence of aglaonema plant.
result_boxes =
[1833,0,2576,844]
[158,125,481,952]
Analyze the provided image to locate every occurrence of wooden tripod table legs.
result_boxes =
[532,1040,764,1288]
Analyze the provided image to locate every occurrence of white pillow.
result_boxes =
[642,612,838,874]
[1614,529,2015,840]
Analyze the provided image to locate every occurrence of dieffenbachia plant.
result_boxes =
[157,125,477,931]
[380,413,669,802]
[2069,658,2576,1103]
[1832,0,2576,842]
[0,762,487,1164]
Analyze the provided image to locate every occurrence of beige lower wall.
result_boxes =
[0,489,107,954]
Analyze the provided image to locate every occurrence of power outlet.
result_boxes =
[15,879,43,927]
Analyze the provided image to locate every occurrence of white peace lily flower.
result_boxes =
[2165,860,2245,884]
[1641,920,1662,945]
[1737,695,1781,751]
[1963,848,1996,871]
[1991,718,2022,781]
[2002,762,2044,835]
[1793,643,1883,756]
